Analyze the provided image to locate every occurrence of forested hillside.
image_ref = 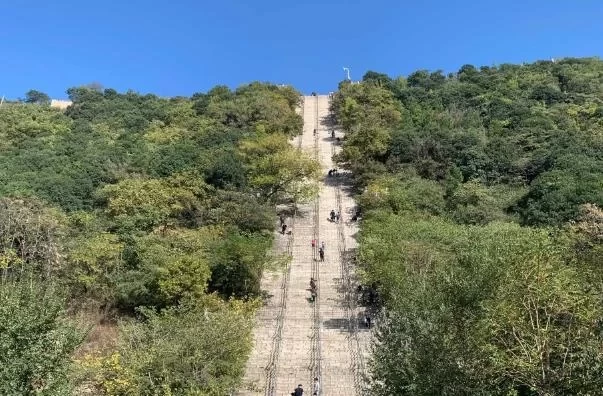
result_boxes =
[2,57,601,395]
[0,83,319,394]
[332,57,603,395]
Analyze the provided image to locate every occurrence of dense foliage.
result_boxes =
[0,83,318,394]
[0,282,82,395]
[332,58,603,395]
[335,58,603,226]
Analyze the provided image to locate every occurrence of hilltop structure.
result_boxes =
[50,99,72,110]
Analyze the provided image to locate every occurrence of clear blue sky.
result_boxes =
[1,0,602,99]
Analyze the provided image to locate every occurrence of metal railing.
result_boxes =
[309,95,323,392]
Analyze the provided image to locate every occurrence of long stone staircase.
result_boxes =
[238,95,371,396]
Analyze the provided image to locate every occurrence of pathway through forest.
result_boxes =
[237,95,371,396]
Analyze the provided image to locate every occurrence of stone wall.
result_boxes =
[50,99,72,110]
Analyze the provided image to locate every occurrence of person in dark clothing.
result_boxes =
[293,384,304,396]
[330,210,335,221]
[281,224,287,234]
[279,214,285,226]
[319,249,324,262]
[368,289,376,305]
[331,130,335,138]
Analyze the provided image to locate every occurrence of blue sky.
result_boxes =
[1,0,602,99]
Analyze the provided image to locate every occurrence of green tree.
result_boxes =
[115,297,257,395]
[207,232,271,298]
[0,280,83,395]
[0,197,66,277]
[115,228,216,310]
[239,133,320,203]
[447,181,523,225]
[99,176,209,232]
[67,232,124,309]
[358,173,445,216]
[24,89,51,105]
[362,71,393,89]
[476,249,603,395]
[364,217,603,395]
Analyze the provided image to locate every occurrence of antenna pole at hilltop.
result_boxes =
[343,67,351,81]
